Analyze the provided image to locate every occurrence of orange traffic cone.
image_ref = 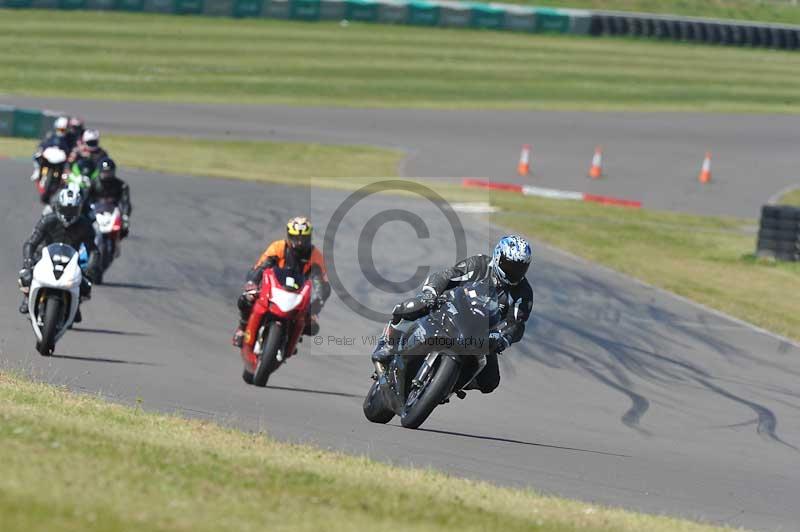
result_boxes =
[517,144,531,176]
[698,152,712,184]
[588,146,603,179]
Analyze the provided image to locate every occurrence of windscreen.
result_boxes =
[271,266,305,292]
[46,243,77,265]
[448,278,502,332]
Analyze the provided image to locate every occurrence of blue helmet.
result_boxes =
[491,235,532,286]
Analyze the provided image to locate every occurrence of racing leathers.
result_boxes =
[373,254,533,394]
[18,213,100,317]
[68,144,109,172]
[235,239,331,343]
[88,176,132,237]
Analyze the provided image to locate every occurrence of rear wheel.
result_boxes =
[38,296,63,357]
[253,321,283,387]
[363,380,395,424]
[400,355,460,429]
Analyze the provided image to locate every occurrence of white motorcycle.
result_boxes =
[91,199,123,283]
[24,243,83,356]
[32,146,67,205]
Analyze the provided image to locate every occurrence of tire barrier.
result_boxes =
[591,11,800,50]
[757,205,800,262]
[0,105,61,139]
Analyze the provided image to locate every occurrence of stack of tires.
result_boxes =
[757,205,800,261]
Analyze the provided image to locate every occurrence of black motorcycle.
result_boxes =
[363,278,502,429]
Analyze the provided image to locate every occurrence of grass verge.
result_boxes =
[0,135,403,186]
[492,193,800,340]
[778,186,800,206]
[0,371,736,532]
[2,10,800,112]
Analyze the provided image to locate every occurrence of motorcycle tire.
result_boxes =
[363,380,394,424]
[38,295,62,357]
[242,369,254,385]
[253,321,283,387]
[400,355,460,429]
[102,238,114,272]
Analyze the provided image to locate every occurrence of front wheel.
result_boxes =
[400,355,460,429]
[102,237,115,272]
[252,321,283,387]
[363,380,395,424]
[38,295,63,357]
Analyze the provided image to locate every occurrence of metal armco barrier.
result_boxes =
[757,205,800,261]
[1,0,798,50]
[591,10,800,50]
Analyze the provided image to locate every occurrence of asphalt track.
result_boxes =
[3,96,800,217]
[2,152,800,530]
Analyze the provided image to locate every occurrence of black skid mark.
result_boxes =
[695,378,798,452]
[585,367,651,435]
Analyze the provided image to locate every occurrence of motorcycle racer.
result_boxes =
[30,116,70,181]
[18,185,100,323]
[88,158,132,238]
[371,235,534,394]
[65,117,85,152]
[68,129,109,172]
[232,216,330,348]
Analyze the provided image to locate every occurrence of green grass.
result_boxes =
[0,135,403,186]
[779,186,800,206]
[2,10,800,112]
[0,371,738,532]
[508,0,800,26]
[493,193,800,340]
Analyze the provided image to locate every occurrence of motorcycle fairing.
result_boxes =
[28,244,81,343]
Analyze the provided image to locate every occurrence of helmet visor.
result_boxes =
[497,255,528,285]
[57,204,80,225]
[85,139,99,149]
[288,234,311,254]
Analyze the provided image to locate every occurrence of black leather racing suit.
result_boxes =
[20,213,101,311]
[87,176,133,236]
[383,254,533,393]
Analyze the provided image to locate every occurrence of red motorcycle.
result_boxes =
[241,266,312,387]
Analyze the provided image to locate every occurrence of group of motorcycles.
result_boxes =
[25,129,507,431]
[238,260,505,429]
[24,144,126,357]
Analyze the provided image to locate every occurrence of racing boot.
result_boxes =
[18,297,29,315]
[303,314,320,336]
[73,306,82,324]
[371,322,401,365]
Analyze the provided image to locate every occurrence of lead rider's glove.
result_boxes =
[418,289,438,309]
[18,269,32,290]
[242,281,258,302]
